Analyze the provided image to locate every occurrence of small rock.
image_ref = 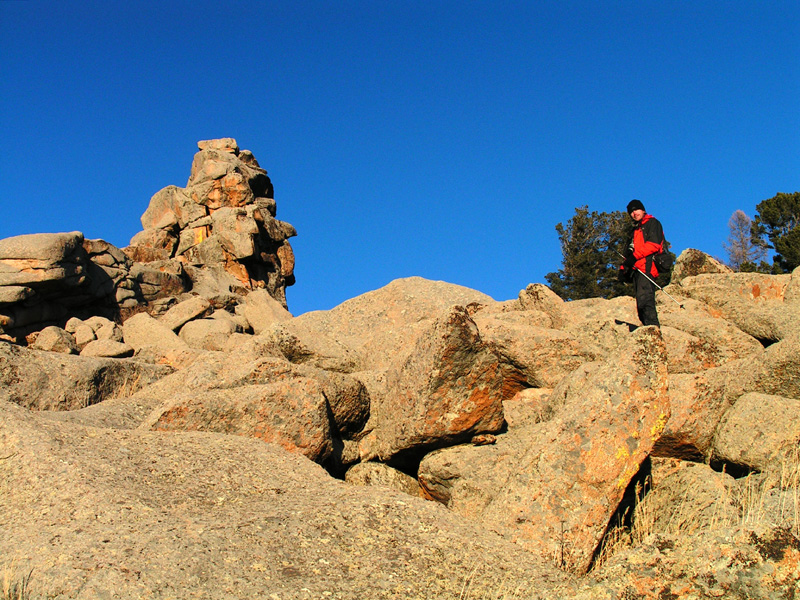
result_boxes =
[29,326,78,354]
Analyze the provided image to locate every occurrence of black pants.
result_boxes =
[634,271,660,327]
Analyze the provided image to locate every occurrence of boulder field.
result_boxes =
[2,266,798,599]
[1,142,798,599]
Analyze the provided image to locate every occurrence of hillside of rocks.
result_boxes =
[1,142,798,599]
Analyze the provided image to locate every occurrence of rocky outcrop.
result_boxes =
[465,327,669,574]
[0,340,171,411]
[126,138,296,306]
[0,139,295,342]
[0,400,568,599]
[0,232,144,339]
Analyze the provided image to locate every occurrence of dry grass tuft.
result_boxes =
[457,563,524,600]
[111,372,143,400]
[1,565,33,600]
[736,446,800,535]
[595,449,800,570]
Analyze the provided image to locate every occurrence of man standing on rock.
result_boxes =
[619,199,664,327]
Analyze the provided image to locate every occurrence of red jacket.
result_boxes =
[632,214,664,277]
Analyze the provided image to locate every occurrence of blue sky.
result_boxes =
[2,1,798,316]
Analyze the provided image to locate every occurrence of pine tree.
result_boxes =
[546,206,675,300]
[545,206,633,300]
[751,192,800,273]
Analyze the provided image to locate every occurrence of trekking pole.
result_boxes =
[616,250,685,309]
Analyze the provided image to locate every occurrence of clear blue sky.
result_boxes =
[2,1,798,315]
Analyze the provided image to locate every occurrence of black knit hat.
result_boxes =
[627,199,645,213]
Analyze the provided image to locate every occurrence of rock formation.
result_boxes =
[0,138,295,342]
[126,138,296,305]
[0,154,798,600]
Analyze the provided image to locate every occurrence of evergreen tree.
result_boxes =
[723,209,768,271]
[545,206,634,300]
[751,192,800,273]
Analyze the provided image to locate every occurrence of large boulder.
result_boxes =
[80,339,135,358]
[0,232,88,335]
[133,350,370,460]
[259,319,361,373]
[501,387,557,428]
[357,306,525,462]
[560,296,640,360]
[0,231,86,290]
[711,392,800,472]
[672,269,797,343]
[141,376,335,463]
[419,429,535,520]
[217,356,371,439]
[472,310,595,387]
[178,317,238,351]
[236,288,292,334]
[479,326,670,574]
[290,277,495,372]
[659,305,763,366]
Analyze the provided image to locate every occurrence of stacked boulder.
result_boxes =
[126,137,296,306]
[0,232,145,340]
[0,139,295,342]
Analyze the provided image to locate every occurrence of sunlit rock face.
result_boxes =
[127,138,296,307]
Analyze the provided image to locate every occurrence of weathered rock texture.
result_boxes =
[0,400,568,600]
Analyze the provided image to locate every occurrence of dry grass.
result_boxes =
[458,563,526,600]
[1,565,33,600]
[592,480,650,571]
[594,449,800,570]
[736,446,800,535]
[110,372,143,400]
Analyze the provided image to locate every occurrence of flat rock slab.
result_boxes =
[0,401,569,599]
[141,376,335,463]
[0,231,85,262]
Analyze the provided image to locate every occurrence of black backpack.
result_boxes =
[654,251,673,272]
[653,235,674,272]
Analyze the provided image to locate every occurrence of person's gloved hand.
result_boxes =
[618,265,633,283]
[621,250,636,270]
